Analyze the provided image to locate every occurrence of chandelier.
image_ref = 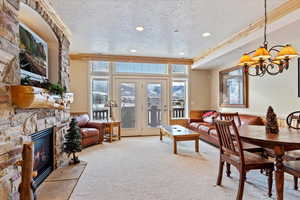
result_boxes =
[238,0,298,77]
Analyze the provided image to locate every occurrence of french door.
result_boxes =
[115,78,169,136]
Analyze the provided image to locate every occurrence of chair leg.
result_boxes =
[294,176,298,190]
[226,162,231,177]
[217,160,224,185]
[267,168,273,197]
[236,171,246,200]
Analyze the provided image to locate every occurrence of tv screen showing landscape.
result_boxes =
[19,24,48,80]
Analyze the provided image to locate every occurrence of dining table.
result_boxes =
[238,125,300,200]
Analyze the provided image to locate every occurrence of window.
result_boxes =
[219,66,248,107]
[91,79,109,118]
[91,61,109,72]
[172,64,187,74]
[115,62,167,74]
[171,81,187,118]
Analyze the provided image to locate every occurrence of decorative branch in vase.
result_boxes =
[265,106,279,134]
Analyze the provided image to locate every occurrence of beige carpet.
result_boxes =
[70,137,300,200]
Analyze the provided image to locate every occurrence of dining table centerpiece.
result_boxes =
[265,106,279,134]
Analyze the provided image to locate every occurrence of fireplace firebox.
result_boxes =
[30,127,54,188]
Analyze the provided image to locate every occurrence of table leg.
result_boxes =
[173,139,177,154]
[160,129,163,141]
[110,124,113,143]
[274,146,285,200]
[195,139,199,152]
[118,124,121,140]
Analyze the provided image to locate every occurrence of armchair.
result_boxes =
[76,114,104,148]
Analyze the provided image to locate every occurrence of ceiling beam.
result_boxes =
[192,0,300,68]
[69,54,193,65]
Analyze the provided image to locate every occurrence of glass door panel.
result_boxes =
[120,83,136,129]
[147,83,162,128]
[142,80,168,135]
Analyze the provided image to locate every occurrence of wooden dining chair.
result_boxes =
[280,114,300,190]
[219,112,242,127]
[283,161,300,190]
[219,112,265,177]
[215,120,274,200]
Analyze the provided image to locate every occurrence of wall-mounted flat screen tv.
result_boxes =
[19,24,48,81]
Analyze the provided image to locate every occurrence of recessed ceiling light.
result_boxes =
[136,26,144,31]
[179,52,185,56]
[130,49,137,53]
[202,32,211,37]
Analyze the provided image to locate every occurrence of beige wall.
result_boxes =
[210,58,300,118]
[189,69,211,110]
[70,60,89,112]
[69,60,211,114]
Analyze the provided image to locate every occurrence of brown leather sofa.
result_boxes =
[188,110,265,147]
[76,114,104,148]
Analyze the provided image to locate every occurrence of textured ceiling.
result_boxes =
[51,0,287,58]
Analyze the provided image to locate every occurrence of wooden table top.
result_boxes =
[238,125,300,150]
[160,125,200,136]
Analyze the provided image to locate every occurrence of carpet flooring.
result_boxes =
[70,137,300,200]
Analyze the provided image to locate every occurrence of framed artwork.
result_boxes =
[219,66,248,108]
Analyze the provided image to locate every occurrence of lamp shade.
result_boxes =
[238,54,255,66]
[276,44,298,59]
[252,47,271,60]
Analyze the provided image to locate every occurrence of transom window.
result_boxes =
[91,61,109,72]
[115,62,167,74]
[172,64,188,74]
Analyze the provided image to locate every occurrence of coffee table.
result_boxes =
[160,125,201,154]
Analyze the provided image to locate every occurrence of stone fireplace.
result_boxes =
[0,0,72,199]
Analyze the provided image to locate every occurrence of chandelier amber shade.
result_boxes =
[252,47,271,61]
[239,54,255,66]
[276,45,298,60]
[238,0,298,76]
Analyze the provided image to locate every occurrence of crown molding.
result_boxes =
[192,0,300,68]
[69,54,193,65]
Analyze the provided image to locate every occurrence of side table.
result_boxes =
[97,120,121,143]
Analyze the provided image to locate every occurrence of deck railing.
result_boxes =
[172,107,185,118]
[93,110,109,120]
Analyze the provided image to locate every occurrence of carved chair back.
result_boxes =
[220,112,242,127]
[287,114,300,129]
[215,120,245,164]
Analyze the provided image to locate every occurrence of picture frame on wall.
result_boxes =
[219,66,249,108]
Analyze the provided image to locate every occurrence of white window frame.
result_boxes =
[89,76,110,119]
[171,78,189,119]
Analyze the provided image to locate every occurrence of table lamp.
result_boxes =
[105,100,118,120]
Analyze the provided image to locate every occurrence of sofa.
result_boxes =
[188,110,265,147]
[76,114,104,148]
